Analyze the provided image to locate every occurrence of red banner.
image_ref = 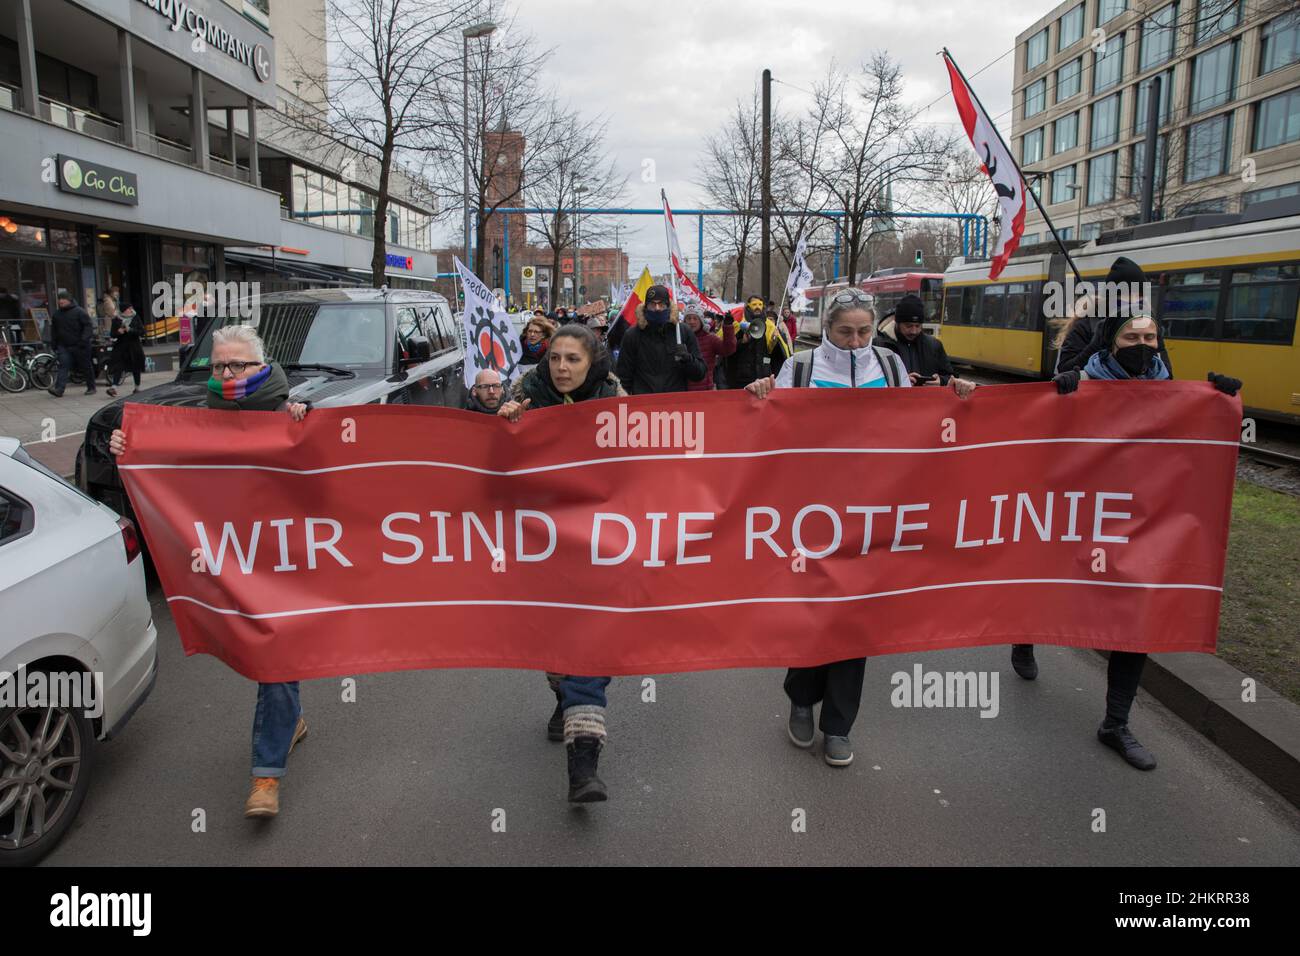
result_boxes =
[119,383,1240,683]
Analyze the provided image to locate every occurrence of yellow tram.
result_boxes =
[940,203,1300,424]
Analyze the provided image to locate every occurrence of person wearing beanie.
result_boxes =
[1005,311,1242,772]
[1054,256,1171,374]
[614,284,707,394]
[722,294,791,390]
[684,305,736,391]
[878,293,970,388]
[744,286,975,768]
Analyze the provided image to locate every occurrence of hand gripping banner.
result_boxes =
[118,383,1240,683]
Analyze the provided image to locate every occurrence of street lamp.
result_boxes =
[573,183,588,307]
[463,20,497,274]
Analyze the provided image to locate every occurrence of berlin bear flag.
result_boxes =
[118,383,1240,683]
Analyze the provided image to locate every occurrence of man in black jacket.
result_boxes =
[48,289,96,397]
[615,284,706,394]
[880,294,965,387]
[722,294,790,390]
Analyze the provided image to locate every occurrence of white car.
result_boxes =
[0,437,157,866]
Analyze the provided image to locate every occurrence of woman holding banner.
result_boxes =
[108,324,310,818]
[498,323,624,803]
[746,288,974,766]
[1050,307,1240,771]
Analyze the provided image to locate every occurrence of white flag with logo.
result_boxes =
[455,256,522,390]
[784,234,815,311]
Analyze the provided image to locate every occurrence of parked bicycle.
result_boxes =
[0,332,59,393]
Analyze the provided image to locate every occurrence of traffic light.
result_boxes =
[914,249,923,267]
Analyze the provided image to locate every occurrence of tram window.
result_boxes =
[944,288,964,325]
[1160,271,1220,339]
[1005,283,1035,330]
[960,286,981,325]
[1224,265,1299,344]
[979,285,1006,326]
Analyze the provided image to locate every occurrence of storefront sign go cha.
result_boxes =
[135,0,271,83]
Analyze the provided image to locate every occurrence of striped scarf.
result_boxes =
[208,363,273,402]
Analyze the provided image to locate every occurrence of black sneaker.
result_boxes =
[1011,644,1038,680]
[47,387,64,397]
[547,691,564,742]
[566,736,608,803]
[1097,722,1157,771]
[85,387,97,395]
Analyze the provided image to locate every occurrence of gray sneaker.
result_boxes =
[788,704,814,748]
[824,735,854,766]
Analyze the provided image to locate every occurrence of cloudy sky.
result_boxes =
[449,0,1056,282]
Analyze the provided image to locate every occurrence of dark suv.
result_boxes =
[78,288,465,519]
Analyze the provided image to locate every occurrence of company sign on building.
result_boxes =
[57,155,139,206]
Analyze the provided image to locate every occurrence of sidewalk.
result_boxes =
[0,370,174,477]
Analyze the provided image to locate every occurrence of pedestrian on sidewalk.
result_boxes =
[107,324,312,817]
[746,287,975,767]
[1032,308,1241,771]
[47,290,96,397]
[498,323,624,803]
[106,304,146,397]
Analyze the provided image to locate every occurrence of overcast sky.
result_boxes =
[447,0,1056,284]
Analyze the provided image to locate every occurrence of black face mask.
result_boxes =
[1114,343,1157,377]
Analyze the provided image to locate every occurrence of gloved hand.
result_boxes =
[1207,371,1241,396]
[671,343,690,363]
[1053,370,1081,394]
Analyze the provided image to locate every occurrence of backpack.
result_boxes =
[789,345,903,389]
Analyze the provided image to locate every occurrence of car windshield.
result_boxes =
[186,303,388,371]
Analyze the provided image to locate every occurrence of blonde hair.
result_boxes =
[212,324,266,362]
[524,316,556,339]
[1052,293,1096,352]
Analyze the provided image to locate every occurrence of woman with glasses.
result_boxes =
[746,287,974,766]
[519,315,556,367]
[108,324,311,819]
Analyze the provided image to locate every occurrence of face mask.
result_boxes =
[645,306,669,325]
[1114,343,1156,377]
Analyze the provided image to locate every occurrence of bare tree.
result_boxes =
[524,110,626,306]
[695,87,765,299]
[278,0,475,286]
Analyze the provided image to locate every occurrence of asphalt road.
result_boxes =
[44,582,1300,866]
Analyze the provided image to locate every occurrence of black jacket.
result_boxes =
[723,330,788,390]
[881,332,955,385]
[1055,314,1174,375]
[50,304,94,348]
[616,320,706,395]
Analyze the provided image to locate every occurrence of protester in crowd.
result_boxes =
[106,303,146,397]
[879,293,973,390]
[47,289,96,397]
[1054,256,1171,375]
[723,295,790,390]
[615,284,706,395]
[685,306,735,391]
[553,306,570,325]
[519,315,555,366]
[1031,307,1241,771]
[464,368,505,413]
[498,324,624,803]
[745,287,974,766]
[587,312,609,342]
[108,325,310,816]
[780,305,799,345]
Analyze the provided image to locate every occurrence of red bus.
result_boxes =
[798,270,944,341]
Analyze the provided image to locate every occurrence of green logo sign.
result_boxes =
[56,154,138,206]
[61,159,82,190]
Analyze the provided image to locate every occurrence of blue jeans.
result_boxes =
[54,344,93,391]
[250,681,301,778]
[559,675,610,710]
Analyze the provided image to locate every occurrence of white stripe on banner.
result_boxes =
[118,436,1240,478]
[167,577,1223,621]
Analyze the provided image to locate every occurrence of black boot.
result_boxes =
[566,736,608,803]
[1011,644,1038,680]
[546,689,564,742]
[1097,721,1157,771]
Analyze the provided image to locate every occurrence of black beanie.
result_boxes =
[645,284,670,305]
[1097,299,1153,347]
[895,294,925,323]
[1106,256,1145,286]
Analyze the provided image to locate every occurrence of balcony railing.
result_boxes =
[39,96,122,142]
[135,129,194,165]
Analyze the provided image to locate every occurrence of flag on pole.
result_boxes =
[784,234,815,312]
[661,190,725,314]
[944,50,1026,280]
[616,266,655,328]
[455,256,522,389]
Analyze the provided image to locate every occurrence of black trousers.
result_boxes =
[1104,651,1148,726]
[784,659,866,736]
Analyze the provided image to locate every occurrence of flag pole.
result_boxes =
[943,48,1083,284]
[660,188,683,344]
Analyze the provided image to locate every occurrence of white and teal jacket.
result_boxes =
[773,338,911,390]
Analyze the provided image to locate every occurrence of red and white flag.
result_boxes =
[661,190,725,313]
[944,50,1026,280]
